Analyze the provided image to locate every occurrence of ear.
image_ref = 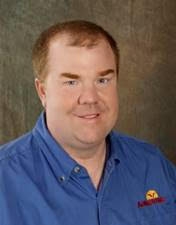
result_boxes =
[35,78,46,108]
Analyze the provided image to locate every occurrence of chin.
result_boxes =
[75,132,106,147]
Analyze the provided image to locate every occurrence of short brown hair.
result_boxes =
[32,20,120,82]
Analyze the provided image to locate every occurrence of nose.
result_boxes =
[78,84,99,105]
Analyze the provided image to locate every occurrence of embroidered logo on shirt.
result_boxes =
[146,190,159,200]
[138,190,165,208]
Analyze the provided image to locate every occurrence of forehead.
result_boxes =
[47,35,116,73]
[49,34,114,55]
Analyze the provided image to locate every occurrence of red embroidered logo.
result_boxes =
[138,190,165,208]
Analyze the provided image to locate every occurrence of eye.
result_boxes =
[97,78,110,84]
[64,80,78,86]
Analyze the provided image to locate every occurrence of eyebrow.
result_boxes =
[60,73,80,79]
[60,69,115,79]
[98,69,115,76]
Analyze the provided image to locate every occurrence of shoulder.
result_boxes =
[110,130,176,174]
[0,132,35,164]
[110,130,161,159]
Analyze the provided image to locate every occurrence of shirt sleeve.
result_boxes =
[159,150,176,195]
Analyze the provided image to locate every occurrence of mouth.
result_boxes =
[74,113,100,120]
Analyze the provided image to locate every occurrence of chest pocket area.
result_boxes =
[139,196,176,225]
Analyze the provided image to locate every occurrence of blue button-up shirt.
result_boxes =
[0,113,176,225]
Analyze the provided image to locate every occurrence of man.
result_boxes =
[0,20,175,225]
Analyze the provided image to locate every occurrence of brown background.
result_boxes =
[0,0,176,164]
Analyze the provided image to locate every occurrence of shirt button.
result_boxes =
[74,166,81,173]
[59,175,65,182]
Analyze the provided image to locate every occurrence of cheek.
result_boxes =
[50,91,78,113]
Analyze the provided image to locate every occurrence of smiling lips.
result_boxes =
[75,113,100,120]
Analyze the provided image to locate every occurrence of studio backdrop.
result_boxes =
[0,0,176,163]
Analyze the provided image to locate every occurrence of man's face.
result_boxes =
[36,36,119,151]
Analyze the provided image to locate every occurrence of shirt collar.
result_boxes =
[32,112,77,182]
[106,131,121,164]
